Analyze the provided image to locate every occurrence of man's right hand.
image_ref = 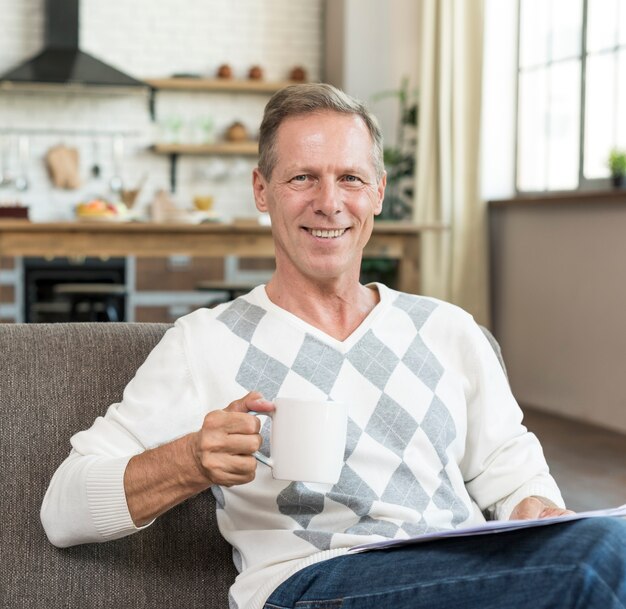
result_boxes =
[189,391,275,487]
[125,391,274,527]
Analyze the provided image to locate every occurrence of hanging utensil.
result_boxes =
[14,135,30,192]
[91,139,101,178]
[0,135,12,188]
[109,134,124,194]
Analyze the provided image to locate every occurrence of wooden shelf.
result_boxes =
[146,76,288,190]
[151,142,259,156]
[145,77,295,94]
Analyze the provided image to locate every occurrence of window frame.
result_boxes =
[514,0,621,194]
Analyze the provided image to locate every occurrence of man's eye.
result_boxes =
[291,175,308,182]
[344,175,362,183]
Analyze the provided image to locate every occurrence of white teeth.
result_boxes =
[309,228,346,238]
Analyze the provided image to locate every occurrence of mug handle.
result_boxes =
[248,410,273,468]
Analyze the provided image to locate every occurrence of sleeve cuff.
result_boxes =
[494,477,566,521]
[85,456,152,540]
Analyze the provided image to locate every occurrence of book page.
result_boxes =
[349,504,626,553]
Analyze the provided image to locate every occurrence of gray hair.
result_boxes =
[257,83,384,181]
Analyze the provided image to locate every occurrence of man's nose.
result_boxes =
[313,179,343,216]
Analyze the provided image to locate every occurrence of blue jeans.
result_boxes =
[264,518,626,609]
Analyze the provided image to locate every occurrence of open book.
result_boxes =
[349,504,626,553]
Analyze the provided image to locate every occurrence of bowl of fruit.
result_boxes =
[75,199,129,222]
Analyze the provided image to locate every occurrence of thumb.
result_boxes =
[225,391,275,414]
[509,497,544,520]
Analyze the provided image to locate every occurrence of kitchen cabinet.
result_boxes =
[146,77,293,190]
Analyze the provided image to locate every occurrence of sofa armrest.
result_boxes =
[0,322,236,609]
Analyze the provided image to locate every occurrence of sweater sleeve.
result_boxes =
[40,322,205,547]
[457,317,565,520]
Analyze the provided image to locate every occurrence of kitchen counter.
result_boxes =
[0,220,443,294]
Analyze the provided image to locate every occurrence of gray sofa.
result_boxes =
[0,322,237,609]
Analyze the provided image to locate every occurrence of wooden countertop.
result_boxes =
[0,220,444,293]
[0,219,437,234]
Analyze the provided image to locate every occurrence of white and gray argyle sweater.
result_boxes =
[43,284,563,609]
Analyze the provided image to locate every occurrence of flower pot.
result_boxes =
[612,174,625,188]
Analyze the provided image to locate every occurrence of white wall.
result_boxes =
[0,0,323,221]
[491,199,626,434]
[324,0,421,150]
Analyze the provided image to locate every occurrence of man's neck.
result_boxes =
[265,273,380,342]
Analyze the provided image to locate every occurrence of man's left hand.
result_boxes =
[509,496,575,520]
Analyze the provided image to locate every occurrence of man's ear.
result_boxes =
[374,171,387,216]
[253,168,269,213]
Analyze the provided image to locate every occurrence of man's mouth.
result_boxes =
[306,228,347,238]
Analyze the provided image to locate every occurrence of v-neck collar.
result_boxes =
[250,282,393,353]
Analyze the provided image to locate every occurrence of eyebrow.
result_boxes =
[282,165,370,176]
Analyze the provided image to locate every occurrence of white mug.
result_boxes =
[253,398,348,484]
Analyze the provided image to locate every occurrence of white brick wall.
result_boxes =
[0,0,323,221]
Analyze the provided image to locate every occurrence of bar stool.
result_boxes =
[53,283,126,322]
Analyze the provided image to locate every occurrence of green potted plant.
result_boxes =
[370,77,419,221]
[360,78,418,288]
[608,148,626,188]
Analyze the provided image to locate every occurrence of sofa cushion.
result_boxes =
[0,322,237,609]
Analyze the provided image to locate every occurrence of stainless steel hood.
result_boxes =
[0,0,145,88]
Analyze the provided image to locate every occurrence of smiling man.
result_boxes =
[253,105,385,340]
[41,84,626,609]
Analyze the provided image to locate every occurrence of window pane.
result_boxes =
[547,60,581,189]
[520,0,551,68]
[587,0,619,53]
[618,48,626,147]
[551,0,583,61]
[518,69,548,191]
[584,53,617,178]
[620,0,626,45]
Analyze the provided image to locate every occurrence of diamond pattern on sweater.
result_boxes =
[217,298,266,342]
[344,417,362,461]
[432,469,470,526]
[292,334,344,395]
[294,530,335,551]
[421,396,456,465]
[235,344,289,400]
[329,464,378,517]
[212,485,226,510]
[380,462,431,511]
[401,520,440,537]
[257,417,271,459]
[344,515,400,538]
[402,334,443,390]
[365,394,419,458]
[394,293,438,330]
[277,482,325,529]
[347,330,400,390]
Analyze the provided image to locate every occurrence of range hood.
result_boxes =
[0,0,145,88]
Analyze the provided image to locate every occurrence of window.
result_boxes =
[516,0,626,192]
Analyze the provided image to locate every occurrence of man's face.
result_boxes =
[253,111,386,283]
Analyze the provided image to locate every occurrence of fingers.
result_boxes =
[192,392,272,487]
[198,414,263,454]
[509,496,576,520]
[225,391,275,414]
[537,506,576,518]
[513,496,545,519]
[197,453,259,487]
[192,425,262,487]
